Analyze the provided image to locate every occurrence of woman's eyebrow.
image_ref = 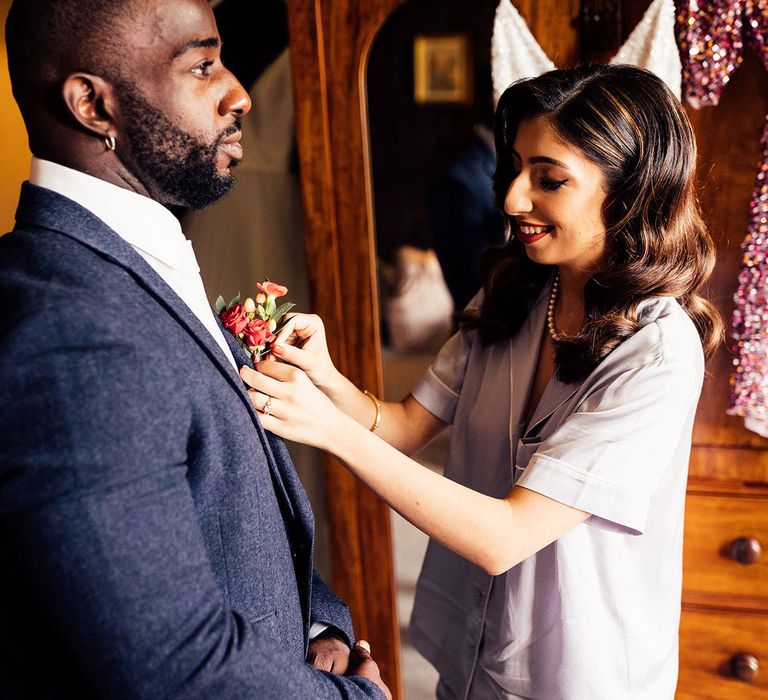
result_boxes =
[509,148,569,169]
[529,155,569,168]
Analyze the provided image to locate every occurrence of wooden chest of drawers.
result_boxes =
[678,459,768,698]
[678,607,768,698]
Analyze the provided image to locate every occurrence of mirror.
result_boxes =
[366,1,501,695]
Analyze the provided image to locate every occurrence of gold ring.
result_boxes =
[263,397,272,417]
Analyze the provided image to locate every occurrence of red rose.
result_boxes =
[219,304,249,334]
[256,281,288,299]
[243,318,276,348]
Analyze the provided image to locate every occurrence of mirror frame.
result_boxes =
[285,1,407,696]
[284,3,578,696]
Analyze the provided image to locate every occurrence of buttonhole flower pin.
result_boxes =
[216,280,295,363]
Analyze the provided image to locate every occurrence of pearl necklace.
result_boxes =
[547,272,563,342]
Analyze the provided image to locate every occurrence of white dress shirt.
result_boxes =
[29,158,237,369]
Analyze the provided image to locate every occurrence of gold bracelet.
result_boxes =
[362,389,382,432]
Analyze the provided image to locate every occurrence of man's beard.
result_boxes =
[117,84,240,209]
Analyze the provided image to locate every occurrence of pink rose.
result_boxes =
[243,318,276,348]
[219,304,249,334]
[256,281,288,299]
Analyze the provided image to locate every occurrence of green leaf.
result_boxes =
[214,295,226,314]
[274,319,291,335]
[229,293,242,308]
[272,302,296,324]
[265,298,276,316]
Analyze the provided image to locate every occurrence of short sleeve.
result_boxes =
[411,294,482,424]
[516,355,702,535]
[411,329,473,424]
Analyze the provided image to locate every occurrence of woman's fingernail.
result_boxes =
[273,343,285,355]
[357,640,371,652]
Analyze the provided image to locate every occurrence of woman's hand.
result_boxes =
[268,313,397,437]
[271,313,338,392]
[240,361,349,451]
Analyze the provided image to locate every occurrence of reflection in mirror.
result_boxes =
[367,1,501,696]
[180,0,331,578]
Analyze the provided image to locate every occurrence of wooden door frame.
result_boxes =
[285,1,406,696]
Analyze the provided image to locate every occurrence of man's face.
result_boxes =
[113,0,251,208]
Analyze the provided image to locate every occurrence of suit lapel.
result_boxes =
[218,328,314,636]
[217,320,311,531]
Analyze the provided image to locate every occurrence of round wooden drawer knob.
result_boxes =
[730,537,762,564]
[730,653,759,683]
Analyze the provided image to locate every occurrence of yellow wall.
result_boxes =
[0,0,31,234]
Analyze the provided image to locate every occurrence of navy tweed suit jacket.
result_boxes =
[0,183,384,699]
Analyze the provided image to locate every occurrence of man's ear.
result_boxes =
[61,73,119,139]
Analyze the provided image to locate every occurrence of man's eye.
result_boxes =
[540,178,568,192]
[192,61,214,77]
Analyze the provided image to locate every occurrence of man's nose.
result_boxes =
[503,177,532,216]
[220,74,251,117]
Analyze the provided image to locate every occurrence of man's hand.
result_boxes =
[307,630,351,674]
[346,640,392,700]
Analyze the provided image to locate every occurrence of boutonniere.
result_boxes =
[216,280,295,363]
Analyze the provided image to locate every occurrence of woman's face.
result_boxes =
[503,116,608,275]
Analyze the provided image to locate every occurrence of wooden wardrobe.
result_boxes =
[284,1,768,697]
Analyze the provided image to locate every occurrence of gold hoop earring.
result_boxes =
[104,134,116,151]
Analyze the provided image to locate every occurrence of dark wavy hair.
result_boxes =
[460,63,722,382]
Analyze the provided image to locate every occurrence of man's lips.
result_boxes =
[515,222,553,245]
[219,132,243,160]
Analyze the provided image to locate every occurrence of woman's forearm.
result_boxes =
[316,369,445,455]
[326,412,573,576]
[313,366,381,430]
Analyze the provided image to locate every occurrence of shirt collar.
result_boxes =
[29,157,198,274]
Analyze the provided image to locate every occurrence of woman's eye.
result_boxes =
[540,178,568,192]
[192,61,214,77]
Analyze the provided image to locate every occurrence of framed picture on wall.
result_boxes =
[413,34,472,104]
